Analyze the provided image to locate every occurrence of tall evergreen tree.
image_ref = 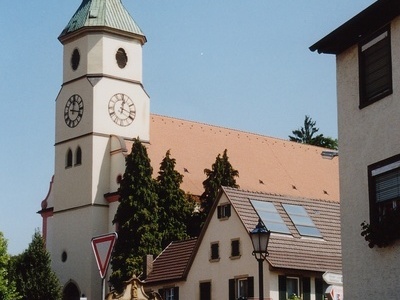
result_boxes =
[110,138,161,292]
[11,231,61,300]
[289,115,338,150]
[200,149,239,226]
[0,232,20,300]
[156,150,194,249]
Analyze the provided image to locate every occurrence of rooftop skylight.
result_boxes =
[250,200,291,235]
[282,204,322,238]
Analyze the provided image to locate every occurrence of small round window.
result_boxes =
[116,48,128,68]
[71,48,80,71]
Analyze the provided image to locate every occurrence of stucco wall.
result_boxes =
[337,16,400,299]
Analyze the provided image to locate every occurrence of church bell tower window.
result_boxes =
[75,146,82,166]
[66,149,73,168]
[116,48,128,68]
[71,48,80,71]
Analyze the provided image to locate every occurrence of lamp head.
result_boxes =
[250,219,271,261]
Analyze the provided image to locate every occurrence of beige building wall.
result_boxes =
[337,15,400,299]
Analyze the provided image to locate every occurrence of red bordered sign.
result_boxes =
[91,232,117,278]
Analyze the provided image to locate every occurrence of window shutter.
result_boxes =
[226,204,231,217]
[247,276,254,297]
[315,278,324,300]
[229,279,235,300]
[174,287,179,300]
[217,206,222,219]
[278,275,287,300]
[302,277,310,300]
[158,289,164,299]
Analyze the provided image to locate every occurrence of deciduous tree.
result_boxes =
[0,232,20,300]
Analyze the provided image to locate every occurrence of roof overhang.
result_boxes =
[310,0,400,55]
[58,26,147,45]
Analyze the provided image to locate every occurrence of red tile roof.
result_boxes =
[145,238,198,284]
[126,114,339,201]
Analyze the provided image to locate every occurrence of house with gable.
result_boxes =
[310,0,400,298]
[145,187,341,300]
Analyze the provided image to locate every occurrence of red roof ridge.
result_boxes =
[222,186,340,204]
[151,113,330,151]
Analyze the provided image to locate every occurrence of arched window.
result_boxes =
[63,281,80,300]
[66,149,73,168]
[75,146,82,166]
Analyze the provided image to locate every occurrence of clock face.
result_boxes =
[64,94,84,128]
[108,93,136,126]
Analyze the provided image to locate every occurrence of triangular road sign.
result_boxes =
[91,232,117,279]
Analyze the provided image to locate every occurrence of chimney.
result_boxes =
[143,254,154,279]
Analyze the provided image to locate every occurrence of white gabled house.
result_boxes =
[145,186,341,300]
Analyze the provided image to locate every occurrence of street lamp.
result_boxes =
[250,219,271,300]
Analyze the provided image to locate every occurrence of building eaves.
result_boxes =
[145,238,198,284]
[310,0,400,55]
[59,0,145,43]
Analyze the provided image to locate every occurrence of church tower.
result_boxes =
[47,1,149,298]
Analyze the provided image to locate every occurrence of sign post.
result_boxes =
[323,272,343,300]
[91,232,117,299]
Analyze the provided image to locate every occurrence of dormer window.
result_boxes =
[359,26,392,108]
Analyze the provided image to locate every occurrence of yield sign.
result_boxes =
[91,232,117,279]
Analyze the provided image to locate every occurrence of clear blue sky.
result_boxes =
[0,0,374,255]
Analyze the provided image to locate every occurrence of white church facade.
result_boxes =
[39,1,340,299]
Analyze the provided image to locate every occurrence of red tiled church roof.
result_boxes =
[126,114,339,201]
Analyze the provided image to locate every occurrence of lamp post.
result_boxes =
[250,219,271,300]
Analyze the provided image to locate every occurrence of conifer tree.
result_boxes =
[289,115,338,150]
[200,149,239,226]
[110,138,161,292]
[156,150,195,249]
[0,232,20,300]
[11,231,61,300]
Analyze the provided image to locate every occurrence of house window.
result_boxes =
[231,239,240,258]
[75,146,82,165]
[199,281,211,300]
[66,149,73,168]
[286,277,300,299]
[159,287,179,300]
[278,276,311,300]
[217,204,231,219]
[229,277,254,300]
[368,154,400,225]
[359,26,392,108]
[210,242,219,261]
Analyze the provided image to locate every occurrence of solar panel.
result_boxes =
[250,200,291,235]
[282,204,322,238]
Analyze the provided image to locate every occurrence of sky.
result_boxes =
[0,0,375,255]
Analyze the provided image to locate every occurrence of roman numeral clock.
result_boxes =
[108,93,136,127]
[64,94,84,128]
